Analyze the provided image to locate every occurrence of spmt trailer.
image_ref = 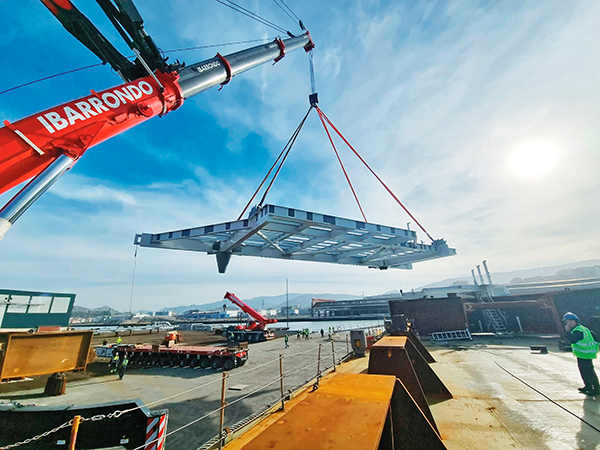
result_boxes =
[98,343,248,371]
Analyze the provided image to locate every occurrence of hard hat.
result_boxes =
[562,312,579,322]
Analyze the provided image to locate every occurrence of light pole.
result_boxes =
[286,279,289,329]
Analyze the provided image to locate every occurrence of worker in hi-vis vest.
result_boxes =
[563,312,600,396]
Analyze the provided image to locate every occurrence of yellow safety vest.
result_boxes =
[572,325,599,360]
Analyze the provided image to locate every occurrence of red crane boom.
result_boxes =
[0,0,314,241]
[224,291,278,331]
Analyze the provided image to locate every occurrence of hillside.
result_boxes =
[161,293,362,315]
[71,305,121,318]
[418,259,600,289]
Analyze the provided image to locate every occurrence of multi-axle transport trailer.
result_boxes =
[105,344,249,371]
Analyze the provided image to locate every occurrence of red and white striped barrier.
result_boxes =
[145,413,167,450]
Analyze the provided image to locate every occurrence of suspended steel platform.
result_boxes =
[134,204,456,273]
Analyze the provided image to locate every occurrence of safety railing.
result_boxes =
[0,338,353,450]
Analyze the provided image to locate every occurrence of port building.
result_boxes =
[0,289,75,330]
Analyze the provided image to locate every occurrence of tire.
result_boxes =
[189,356,198,368]
[237,358,246,367]
[211,358,222,370]
[222,358,234,371]
[200,357,210,369]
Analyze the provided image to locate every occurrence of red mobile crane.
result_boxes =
[223,291,278,343]
[0,0,314,241]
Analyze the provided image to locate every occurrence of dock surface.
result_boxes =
[1,334,599,449]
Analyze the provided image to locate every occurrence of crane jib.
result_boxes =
[0,31,313,241]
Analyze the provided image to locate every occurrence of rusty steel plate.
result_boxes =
[238,372,396,450]
[372,336,409,349]
[0,331,92,381]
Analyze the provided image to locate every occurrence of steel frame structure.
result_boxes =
[134,204,455,273]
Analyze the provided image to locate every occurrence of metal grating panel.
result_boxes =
[134,204,456,273]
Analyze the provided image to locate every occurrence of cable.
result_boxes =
[494,361,600,433]
[285,344,328,357]
[122,355,281,413]
[238,105,313,219]
[108,345,350,450]
[128,245,138,314]
[0,63,103,95]
[0,38,275,96]
[163,37,275,54]
[256,106,312,209]
[316,106,436,243]
[272,0,296,24]
[228,355,281,377]
[278,0,301,22]
[158,375,284,445]
[317,108,368,223]
[121,376,224,413]
[215,0,289,35]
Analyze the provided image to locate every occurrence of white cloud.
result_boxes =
[51,177,137,206]
[1,0,600,310]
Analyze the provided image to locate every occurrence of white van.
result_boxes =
[152,321,175,330]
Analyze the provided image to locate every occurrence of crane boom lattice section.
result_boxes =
[134,204,455,273]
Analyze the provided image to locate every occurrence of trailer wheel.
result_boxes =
[211,358,222,370]
[222,358,234,371]
[189,356,198,368]
[236,357,246,367]
[200,357,210,369]
[179,356,188,367]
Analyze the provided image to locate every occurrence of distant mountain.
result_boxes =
[125,260,600,316]
[161,293,362,315]
[509,265,600,284]
[418,259,600,289]
[71,305,122,317]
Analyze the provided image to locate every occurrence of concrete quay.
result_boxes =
[1,334,600,449]
[1,333,351,449]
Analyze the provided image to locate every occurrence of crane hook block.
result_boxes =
[309,93,319,106]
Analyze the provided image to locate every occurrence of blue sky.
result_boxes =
[1,1,599,311]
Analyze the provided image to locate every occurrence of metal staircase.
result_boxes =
[482,308,508,334]
[475,290,510,335]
